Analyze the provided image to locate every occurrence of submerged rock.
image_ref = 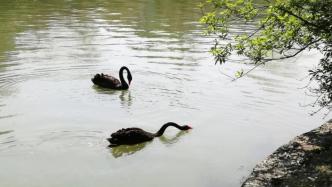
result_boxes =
[242,120,332,187]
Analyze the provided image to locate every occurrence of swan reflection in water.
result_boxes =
[109,130,190,158]
[159,130,190,145]
[92,86,132,107]
[110,141,150,158]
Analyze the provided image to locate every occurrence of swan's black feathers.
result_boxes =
[111,128,141,137]
[107,122,192,147]
[91,66,131,90]
[109,128,154,146]
[92,73,121,89]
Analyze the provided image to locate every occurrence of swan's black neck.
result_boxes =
[154,122,185,137]
[119,66,130,89]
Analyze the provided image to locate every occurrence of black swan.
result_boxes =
[107,122,192,147]
[91,66,132,89]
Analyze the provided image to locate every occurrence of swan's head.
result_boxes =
[127,73,132,85]
[183,125,192,130]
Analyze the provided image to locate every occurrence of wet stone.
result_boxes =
[242,120,332,187]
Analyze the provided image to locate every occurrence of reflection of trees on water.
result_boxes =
[0,0,202,62]
[102,0,203,37]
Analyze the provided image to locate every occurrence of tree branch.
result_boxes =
[277,6,329,33]
[263,38,322,61]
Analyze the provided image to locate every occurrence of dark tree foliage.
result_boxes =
[200,0,332,114]
[309,49,332,114]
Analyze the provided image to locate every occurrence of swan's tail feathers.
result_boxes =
[94,74,101,79]
[107,137,118,144]
[108,144,118,147]
[107,137,120,147]
[107,138,119,147]
[91,74,101,84]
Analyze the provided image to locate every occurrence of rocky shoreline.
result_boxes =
[242,120,332,187]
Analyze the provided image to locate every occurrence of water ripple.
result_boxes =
[0,131,16,152]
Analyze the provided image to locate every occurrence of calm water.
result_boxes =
[0,0,328,186]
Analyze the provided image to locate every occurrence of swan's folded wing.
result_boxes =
[125,130,154,142]
[111,129,153,144]
[103,75,121,85]
[92,73,121,88]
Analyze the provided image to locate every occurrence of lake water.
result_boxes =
[0,0,328,186]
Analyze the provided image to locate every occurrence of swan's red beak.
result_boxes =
[188,125,192,129]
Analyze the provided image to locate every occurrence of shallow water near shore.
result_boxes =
[0,0,329,186]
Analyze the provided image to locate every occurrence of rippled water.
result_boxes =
[0,0,328,186]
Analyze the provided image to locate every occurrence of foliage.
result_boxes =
[199,0,332,114]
